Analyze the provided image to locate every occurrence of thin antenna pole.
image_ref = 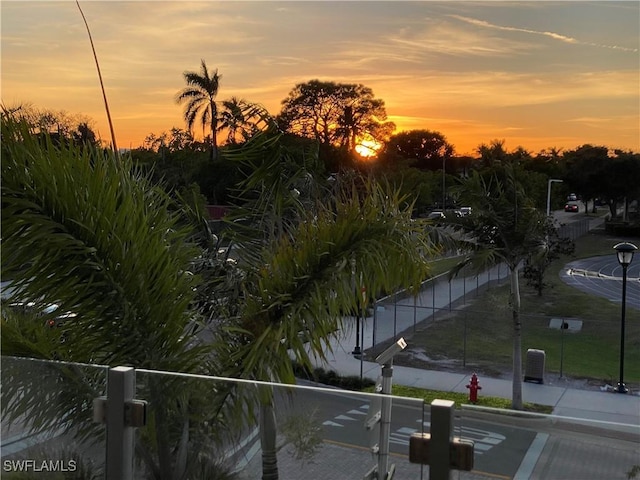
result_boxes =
[76,0,119,157]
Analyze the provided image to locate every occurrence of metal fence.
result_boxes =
[367,215,605,355]
[369,263,510,353]
[558,218,592,241]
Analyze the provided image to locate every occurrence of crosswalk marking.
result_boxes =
[324,405,507,457]
[335,415,357,421]
[348,409,367,416]
[323,420,344,427]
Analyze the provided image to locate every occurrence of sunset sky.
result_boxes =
[2,1,638,156]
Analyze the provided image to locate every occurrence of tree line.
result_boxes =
[161,59,640,218]
[8,59,639,218]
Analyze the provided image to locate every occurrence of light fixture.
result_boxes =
[614,242,637,267]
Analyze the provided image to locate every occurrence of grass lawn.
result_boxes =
[395,229,640,386]
[361,384,553,413]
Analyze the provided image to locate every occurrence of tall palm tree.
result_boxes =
[176,59,221,161]
[449,164,548,410]
[220,131,441,478]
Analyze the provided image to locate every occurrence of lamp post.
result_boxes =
[613,242,637,394]
[546,179,563,216]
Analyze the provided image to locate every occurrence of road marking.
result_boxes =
[327,405,508,457]
[397,427,416,434]
[514,432,549,480]
[335,414,357,421]
[347,409,367,416]
[323,420,345,427]
[418,420,507,455]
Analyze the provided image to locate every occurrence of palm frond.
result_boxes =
[1,116,205,371]
[224,177,436,383]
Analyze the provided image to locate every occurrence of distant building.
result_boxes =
[205,205,230,220]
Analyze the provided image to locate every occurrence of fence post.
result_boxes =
[373,300,377,349]
[463,275,466,305]
[432,277,436,321]
[393,291,398,338]
[463,315,467,368]
[106,366,136,480]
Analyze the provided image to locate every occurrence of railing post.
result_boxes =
[430,399,454,480]
[106,366,136,480]
[378,363,394,477]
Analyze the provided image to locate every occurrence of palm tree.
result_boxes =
[476,139,508,168]
[220,131,440,478]
[218,97,276,144]
[218,97,250,144]
[1,113,239,479]
[449,164,548,410]
[176,59,221,161]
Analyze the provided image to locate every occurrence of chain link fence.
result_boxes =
[369,263,510,352]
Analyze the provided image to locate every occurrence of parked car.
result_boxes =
[459,206,472,216]
[427,211,446,220]
[567,193,578,201]
[564,203,579,212]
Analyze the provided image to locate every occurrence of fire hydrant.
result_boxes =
[466,373,482,404]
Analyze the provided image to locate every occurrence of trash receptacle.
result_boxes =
[524,349,545,384]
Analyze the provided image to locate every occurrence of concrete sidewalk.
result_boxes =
[314,333,640,428]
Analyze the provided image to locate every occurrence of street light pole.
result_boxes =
[546,179,563,216]
[613,242,637,394]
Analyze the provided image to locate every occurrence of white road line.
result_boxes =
[347,409,367,416]
[323,420,344,427]
[514,432,549,480]
[335,414,357,421]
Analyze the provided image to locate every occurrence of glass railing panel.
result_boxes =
[1,356,108,477]
[134,369,428,479]
[454,405,640,480]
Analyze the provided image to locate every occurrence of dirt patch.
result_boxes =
[395,346,510,379]
[391,345,607,391]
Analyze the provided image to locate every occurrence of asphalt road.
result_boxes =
[560,256,640,310]
[280,387,536,479]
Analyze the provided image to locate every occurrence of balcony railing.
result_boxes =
[1,356,638,479]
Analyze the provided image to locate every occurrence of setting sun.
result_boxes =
[355,139,382,158]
